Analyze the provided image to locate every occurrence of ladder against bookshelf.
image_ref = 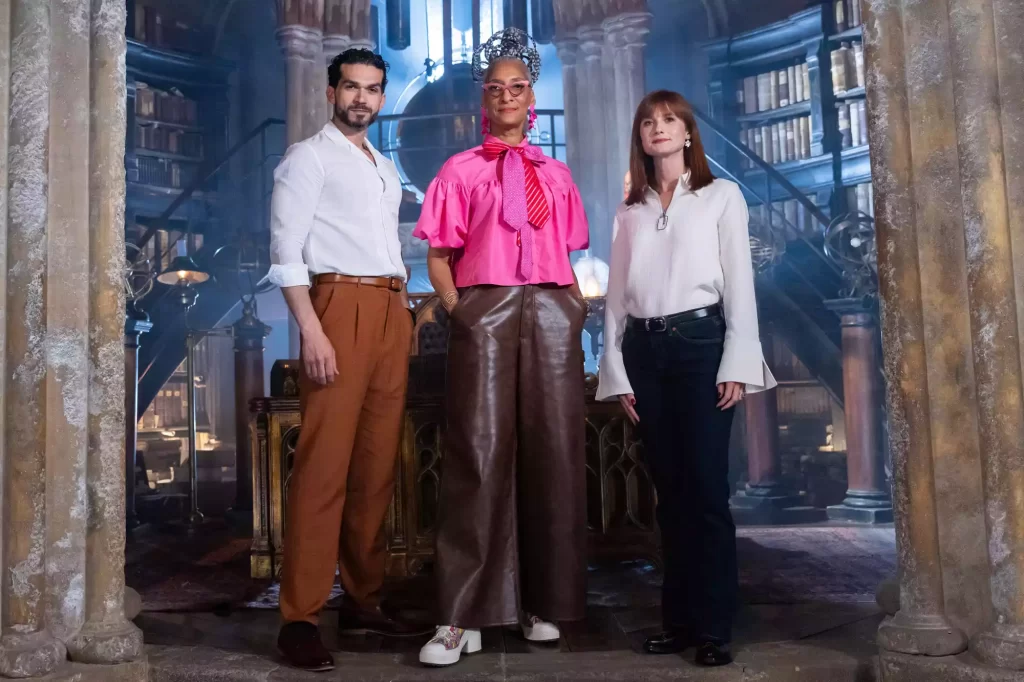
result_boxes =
[703,3,872,216]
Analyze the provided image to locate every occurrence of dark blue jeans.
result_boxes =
[622,313,737,642]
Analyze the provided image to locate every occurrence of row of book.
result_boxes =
[135,124,205,159]
[737,64,812,114]
[833,0,863,34]
[838,100,869,149]
[846,182,874,217]
[135,156,198,190]
[830,42,866,95]
[135,83,200,127]
[740,116,815,167]
[749,198,822,238]
[133,5,203,55]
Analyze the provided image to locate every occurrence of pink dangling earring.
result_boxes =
[527,104,537,132]
[480,106,490,137]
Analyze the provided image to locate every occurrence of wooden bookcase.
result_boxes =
[703,2,872,220]
[124,1,235,270]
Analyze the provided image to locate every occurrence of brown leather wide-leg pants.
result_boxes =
[436,284,588,628]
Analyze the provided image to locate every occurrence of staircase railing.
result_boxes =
[133,117,285,259]
[690,105,843,278]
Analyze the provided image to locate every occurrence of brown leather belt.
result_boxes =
[312,273,405,292]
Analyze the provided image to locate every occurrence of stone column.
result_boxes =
[576,25,612,261]
[553,37,581,175]
[825,299,892,524]
[278,0,325,359]
[602,10,650,210]
[231,300,271,530]
[730,330,822,524]
[125,309,153,532]
[0,0,145,677]
[859,0,1024,675]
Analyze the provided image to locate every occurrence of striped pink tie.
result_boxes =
[482,137,550,279]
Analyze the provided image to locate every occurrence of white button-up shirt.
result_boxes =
[596,176,777,400]
[266,123,406,288]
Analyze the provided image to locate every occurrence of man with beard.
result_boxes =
[267,49,423,672]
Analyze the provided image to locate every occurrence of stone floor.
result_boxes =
[135,524,895,681]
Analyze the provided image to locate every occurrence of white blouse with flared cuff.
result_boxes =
[595,177,778,401]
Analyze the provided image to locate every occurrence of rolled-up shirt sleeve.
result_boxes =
[267,142,324,288]
[717,183,777,393]
[596,212,634,401]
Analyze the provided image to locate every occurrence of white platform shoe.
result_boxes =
[418,626,482,667]
[521,614,560,642]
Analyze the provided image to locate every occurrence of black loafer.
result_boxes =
[643,629,693,654]
[278,621,334,672]
[695,639,733,666]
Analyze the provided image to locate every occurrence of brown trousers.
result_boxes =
[436,284,588,628]
[280,282,412,625]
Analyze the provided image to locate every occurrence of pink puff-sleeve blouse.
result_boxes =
[412,138,590,287]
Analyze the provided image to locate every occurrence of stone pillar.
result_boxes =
[125,309,153,532]
[825,299,892,524]
[231,301,271,530]
[0,0,145,677]
[730,330,822,524]
[278,0,325,359]
[576,26,612,261]
[861,0,1024,676]
[602,10,650,212]
[553,37,581,175]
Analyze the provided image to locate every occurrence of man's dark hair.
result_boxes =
[328,49,389,91]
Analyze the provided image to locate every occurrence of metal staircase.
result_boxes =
[694,107,847,404]
[133,118,284,418]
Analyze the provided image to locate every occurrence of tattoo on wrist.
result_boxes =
[442,290,459,311]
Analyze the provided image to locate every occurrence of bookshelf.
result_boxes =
[703,2,871,217]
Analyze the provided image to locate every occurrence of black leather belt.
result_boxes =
[629,304,722,333]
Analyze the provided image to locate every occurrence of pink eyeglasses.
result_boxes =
[482,81,531,99]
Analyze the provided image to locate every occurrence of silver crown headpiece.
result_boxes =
[471,27,542,84]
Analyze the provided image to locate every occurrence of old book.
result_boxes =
[838,103,852,148]
[857,99,868,145]
[779,68,790,107]
[802,63,811,100]
[761,125,773,163]
[835,0,847,33]
[787,119,797,159]
[744,76,758,114]
[789,65,799,103]
[851,0,861,27]
[769,70,780,109]
[854,42,865,88]
[753,127,763,163]
[757,73,772,112]
[831,48,848,94]
[771,123,782,162]
[850,101,861,147]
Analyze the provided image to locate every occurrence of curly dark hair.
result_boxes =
[328,48,389,91]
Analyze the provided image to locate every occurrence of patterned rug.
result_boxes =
[130,525,896,613]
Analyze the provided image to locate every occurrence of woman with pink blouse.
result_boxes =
[412,28,590,667]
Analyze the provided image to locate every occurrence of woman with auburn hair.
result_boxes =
[412,27,590,667]
[596,90,776,666]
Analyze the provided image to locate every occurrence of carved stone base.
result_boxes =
[34,659,147,681]
[878,612,968,657]
[875,576,900,617]
[880,650,1022,682]
[0,630,66,679]
[972,622,1024,671]
[66,620,144,665]
[730,490,826,525]
[828,490,893,523]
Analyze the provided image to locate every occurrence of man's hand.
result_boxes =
[618,393,639,425]
[302,323,337,386]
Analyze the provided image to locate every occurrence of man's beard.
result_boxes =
[335,103,378,130]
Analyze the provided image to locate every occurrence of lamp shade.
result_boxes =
[572,255,609,298]
[156,255,210,286]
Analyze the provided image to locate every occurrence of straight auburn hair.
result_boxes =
[625,90,715,206]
